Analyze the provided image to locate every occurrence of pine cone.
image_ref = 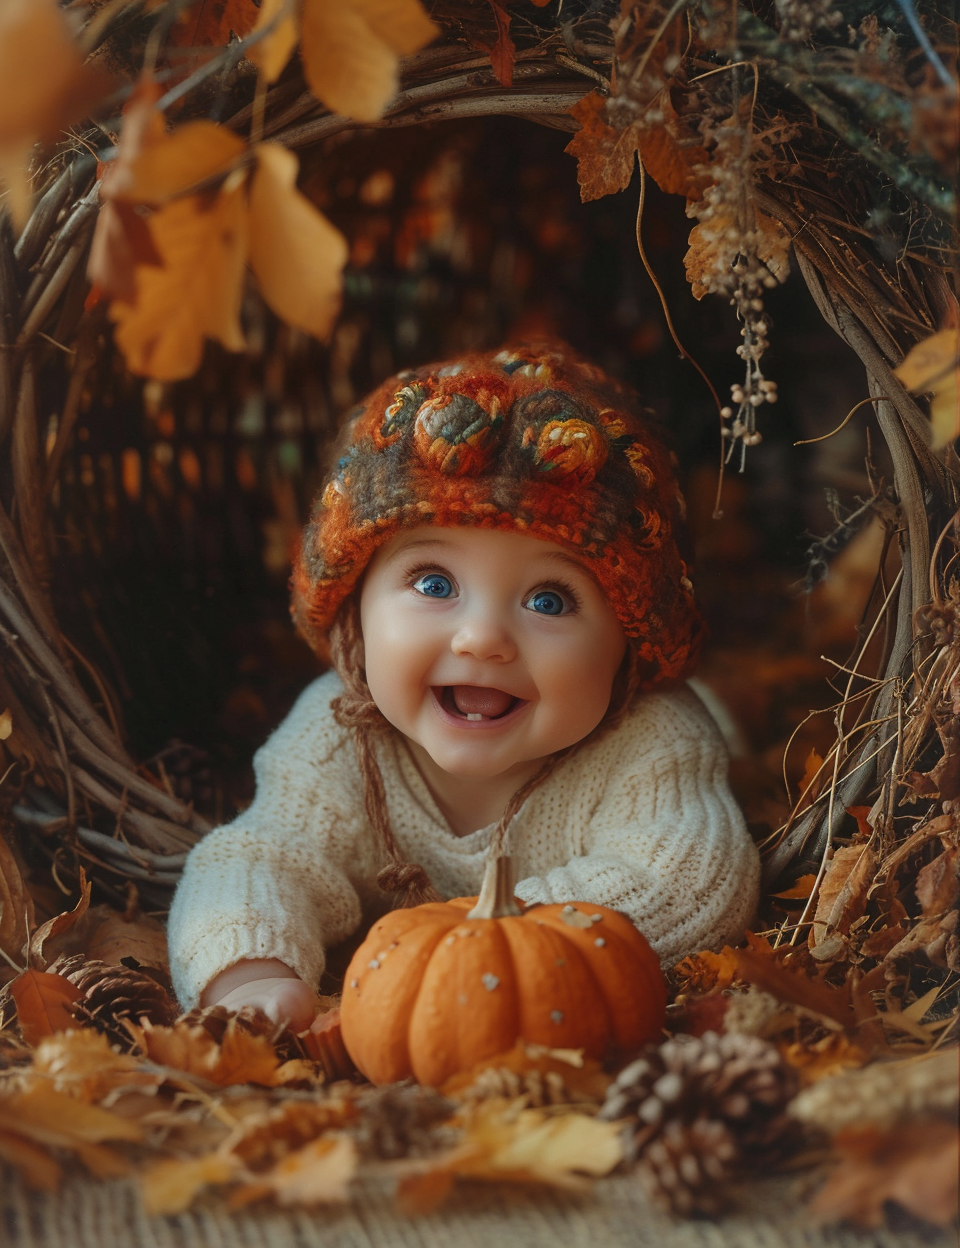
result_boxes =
[349,1083,458,1159]
[455,1064,578,1108]
[638,1117,740,1216]
[599,1031,799,1214]
[52,954,178,1045]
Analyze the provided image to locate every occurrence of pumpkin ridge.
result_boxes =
[532,905,666,1049]
[341,912,458,1082]
[407,917,520,1086]
[497,912,612,1055]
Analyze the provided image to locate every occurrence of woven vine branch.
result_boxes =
[0,0,957,946]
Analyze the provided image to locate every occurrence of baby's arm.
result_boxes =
[167,673,379,1014]
[512,685,760,965]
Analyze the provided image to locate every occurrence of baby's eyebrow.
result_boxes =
[539,550,602,585]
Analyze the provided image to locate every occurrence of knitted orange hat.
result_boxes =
[292,342,703,687]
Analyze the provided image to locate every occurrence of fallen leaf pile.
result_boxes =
[0,871,955,1228]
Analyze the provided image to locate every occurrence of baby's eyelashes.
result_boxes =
[412,571,455,598]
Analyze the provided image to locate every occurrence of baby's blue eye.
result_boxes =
[413,573,454,598]
[526,590,567,616]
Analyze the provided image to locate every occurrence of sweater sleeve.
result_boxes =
[166,671,379,1009]
[512,685,760,966]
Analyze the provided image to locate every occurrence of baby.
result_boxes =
[167,343,760,1031]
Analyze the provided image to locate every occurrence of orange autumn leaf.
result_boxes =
[110,177,248,380]
[89,78,167,301]
[811,1119,960,1228]
[300,0,439,123]
[141,1153,241,1215]
[170,0,260,48]
[0,1084,143,1150]
[565,91,710,204]
[248,142,348,340]
[9,969,83,1046]
[799,747,824,798]
[810,843,876,950]
[247,0,300,83]
[115,120,247,206]
[485,1,515,88]
[773,872,819,900]
[0,1129,62,1192]
[565,92,638,203]
[0,0,112,227]
[130,1016,290,1086]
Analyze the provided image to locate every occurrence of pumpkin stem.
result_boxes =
[466,855,522,920]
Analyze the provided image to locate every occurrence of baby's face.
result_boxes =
[359,526,627,782]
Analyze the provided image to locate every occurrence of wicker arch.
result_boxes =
[0,3,957,977]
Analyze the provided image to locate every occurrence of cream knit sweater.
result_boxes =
[167,670,760,1009]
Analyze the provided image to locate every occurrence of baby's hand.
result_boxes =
[202,958,319,1032]
[214,977,319,1032]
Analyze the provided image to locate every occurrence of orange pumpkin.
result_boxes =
[339,856,667,1086]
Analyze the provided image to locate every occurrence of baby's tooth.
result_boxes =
[466,712,484,721]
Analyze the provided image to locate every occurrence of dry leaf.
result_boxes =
[30,1029,155,1102]
[0,1128,62,1191]
[29,869,92,967]
[799,748,824,799]
[894,328,960,449]
[0,708,11,739]
[0,830,33,965]
[300,0,438,123]
[116,120,247,207]
[130,1016,289,1086]
[85,905,170,970]
[811,1119,959,1228]
[399,1098,623,1212]
[810,844,877,951]
[170,0,260,48]
[0,0,111,227]
[0,1083,143,1150]
[231,1134,357,1207]
[673,945,742,993]
[449,1099,623,1187]
[485,2,515,88]
[141,1152,240,1215]
[773,873,819,901]
[565,90,710,204]
[916,847,960,917]
[247,0,300,83]
[442,1038,610,1104]
[248,143,348,340]
[110,178,248,380]
[10,969,83,1045]
[565,92,639,203]
[685,209,792,300]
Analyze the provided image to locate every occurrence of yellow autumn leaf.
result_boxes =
[0,0,110,227]
[110,177,248,380]
[116,120,247,206]
[300,0,438,122]
[233,1135,358,1207]
[0,707,11,739]
[141,1152,241,1216]
[0,1084,143,1149]
[894,328,960,450]
[248,0,300,84]
[248,143,348,340]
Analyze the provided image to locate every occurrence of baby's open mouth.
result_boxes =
[437,685,521,722]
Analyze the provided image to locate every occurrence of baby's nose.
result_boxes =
[450,611,517,662]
